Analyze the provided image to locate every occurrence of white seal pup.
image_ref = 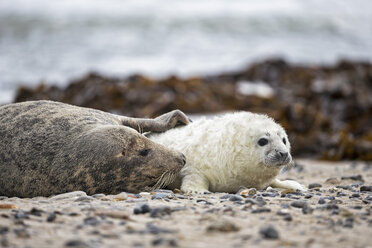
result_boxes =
[148,112,306,194]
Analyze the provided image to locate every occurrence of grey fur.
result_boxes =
[0,101,187,197]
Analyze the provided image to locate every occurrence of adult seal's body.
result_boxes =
[0,101,189,197]
[149,112,306,194]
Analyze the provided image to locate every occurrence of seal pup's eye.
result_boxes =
[258,138,268,146]
[282,138,287,145]
[139,148,151,156]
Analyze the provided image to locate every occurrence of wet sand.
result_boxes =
[0,160,371,248]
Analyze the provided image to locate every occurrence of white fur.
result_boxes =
[149,112,306,193]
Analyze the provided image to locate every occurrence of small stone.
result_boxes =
[302,206,314,214]
[251,207,271,213]
[360,186,372,192]
[95,210,130,220]
[290,200,309,209]
[75,196,94,202]
[341,175,363,181]
[0,204,18,209]
[207,220,240,232]
[14,210,29,220]
[318,198,326,204]
[29,207,44,216]
[277,209,290,216]
[134,203,151,214]
[350,193,360,198]
[0,226,9,235]
[308,183,322,189]
[146,223,173,234]
[151,193,169,200]
[283,214,292,221]
[150,206,172,218]
[91,193,105,198]
[65,240,90,247]
[51,191,87,200]
[47,213,57,222]
[304,194,313,199]
[336,185,351,190]
[325,178,341,185]
[259,225,279,240]
[83,217,100,226]
[229,195,244,202]
[343,218,354,228]
[14,228,30,238]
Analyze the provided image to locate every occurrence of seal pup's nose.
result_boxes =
[181,153,186,165]
[277,151,288,160]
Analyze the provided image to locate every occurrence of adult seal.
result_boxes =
[149,112,306,194]
[0,101,189,197]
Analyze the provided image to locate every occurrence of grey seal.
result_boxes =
[0,100,189,197]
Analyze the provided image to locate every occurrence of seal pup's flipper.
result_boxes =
[120,109,190,133]
[270,178,307,191]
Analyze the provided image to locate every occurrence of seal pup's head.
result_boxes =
[230,112,292,170]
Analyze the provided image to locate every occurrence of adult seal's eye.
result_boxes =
[282,138,287,144]
[139,148,151,156]
[258,138,268,146]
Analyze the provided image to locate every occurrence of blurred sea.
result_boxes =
[0,0,371,103]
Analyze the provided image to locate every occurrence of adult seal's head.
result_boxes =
[0,100,188,197]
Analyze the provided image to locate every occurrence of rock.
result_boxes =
[134,203,152,214]
[0,226,9,235]
[151,193,169,200]
[308,183,322,189]
[51,191,87,201]
[360,186,372,192]
[95,210,130,220]
[83,217,100,226]
[47,213,57,222]
[341,175,364,181]
[0,204,18,209]
[302,206,314,214]
[65,240,91,248]
[283,214,293,221]
[152,238,178,247]
[29,208,44,216]
[325,178,341,185]
[259,226,279,240]
[277,209,290,216]
[146,223,173,234]
[251,207,271,213]
[150,206,172,218]
[13,228,30,238]
[229,195,244,202]
[207,220,240,232]
[14,210,29,220]
[290,200,309,209]
[318,198,326,204]
[343,218,354,228]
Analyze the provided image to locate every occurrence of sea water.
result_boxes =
[0,0,371,103]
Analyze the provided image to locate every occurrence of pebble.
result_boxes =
[51,191,87,201]
[75,196,94,202]
[14,210,29,220]
[134,203,152,215]
[83,217,100,226]
[0,226,9,235]
[29,207,44,216]
[207,220,240,232]
[259,226,279,240]
[360,186,372,192]
[146,223,173,234]
[341,175,363,181]
[150,206,172,218]
[304,194,313,199]
[151,193,169,200]
[65,240,91,247]
[276,209,290,216]
[308,183,322,189]
[302,206,314,214]
[283,214,292,221]
[290,200,309,209]
[47,213,57,222]
[251,207,271,213]
[325,178,341,184]
[91,194,105,198]
[152,238,178,247]
[14,228,30,238]
[229,195,244,202]
[343,218,354,228]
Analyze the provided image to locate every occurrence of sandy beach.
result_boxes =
[0,160,371,248]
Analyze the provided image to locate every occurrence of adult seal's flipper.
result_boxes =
[120,110,191,133]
